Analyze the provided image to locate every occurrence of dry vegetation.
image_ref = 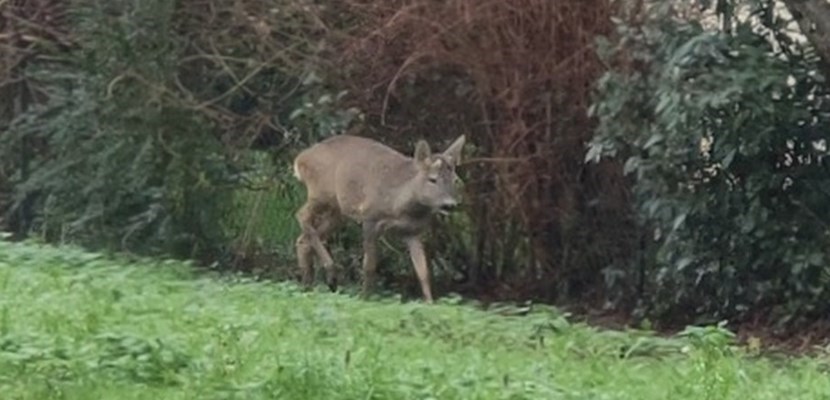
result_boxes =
[327,0,639,303]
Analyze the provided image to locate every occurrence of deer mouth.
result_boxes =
[437,204,458,216]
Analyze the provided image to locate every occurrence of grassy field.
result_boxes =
[1,240,829,399]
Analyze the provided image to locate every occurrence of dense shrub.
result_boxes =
[2,0,232,257]
[589,4,830,324]
[0,0,357,263]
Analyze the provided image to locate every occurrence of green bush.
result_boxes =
[589,7,830,324]
[0,0,361,269]
[2,0,234,258]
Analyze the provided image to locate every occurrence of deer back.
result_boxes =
[294,134,466,228]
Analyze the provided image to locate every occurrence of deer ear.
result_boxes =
[443,135,466,164]
[414,140,431,163]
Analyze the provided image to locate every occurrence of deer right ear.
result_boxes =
[442,134,466,165]
[414,140,431,163]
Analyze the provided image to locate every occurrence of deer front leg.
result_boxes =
[360,221,380,299]
[405,236,433,303]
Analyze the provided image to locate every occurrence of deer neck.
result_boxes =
[389,164,430,218]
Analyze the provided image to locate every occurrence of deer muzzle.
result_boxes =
[437,201,459,215]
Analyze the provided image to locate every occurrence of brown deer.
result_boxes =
[292,134,466,303]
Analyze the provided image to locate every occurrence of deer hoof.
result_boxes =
[326,276,338,292]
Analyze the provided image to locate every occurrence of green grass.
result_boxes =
[1,240,829,399]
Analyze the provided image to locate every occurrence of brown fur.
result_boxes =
[292,134,466,302]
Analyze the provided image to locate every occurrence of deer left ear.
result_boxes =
[442,135,466,165]
[414,140,431,164]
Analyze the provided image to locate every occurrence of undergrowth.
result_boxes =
[0,239,828,399]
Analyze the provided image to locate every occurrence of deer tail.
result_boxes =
[292,159,303,181]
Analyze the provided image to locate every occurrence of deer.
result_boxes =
[291,134,467,303]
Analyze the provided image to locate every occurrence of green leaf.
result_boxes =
[676,257,694,271]
[808,253,824,266]
[644,133,664,149]
[672,213,687,231]
[623,157,640,175]
[289,108,305,120]
[721,149,736,169]
[585,143,604,163]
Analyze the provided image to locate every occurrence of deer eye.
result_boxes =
[428,176,438,184]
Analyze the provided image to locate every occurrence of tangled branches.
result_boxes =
[328,0,638,301]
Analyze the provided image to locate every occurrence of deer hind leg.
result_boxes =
[296,234,315,289]
[295,202,317,289]
[315,207,342,291]
[296,201,339,291]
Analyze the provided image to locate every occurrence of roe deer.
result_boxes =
[292,134,466,303]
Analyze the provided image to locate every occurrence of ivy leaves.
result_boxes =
[589,9,830,323]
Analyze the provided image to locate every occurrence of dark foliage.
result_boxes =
[0,0,352,262]
[323,0,636,304]
[590,3,830,326]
